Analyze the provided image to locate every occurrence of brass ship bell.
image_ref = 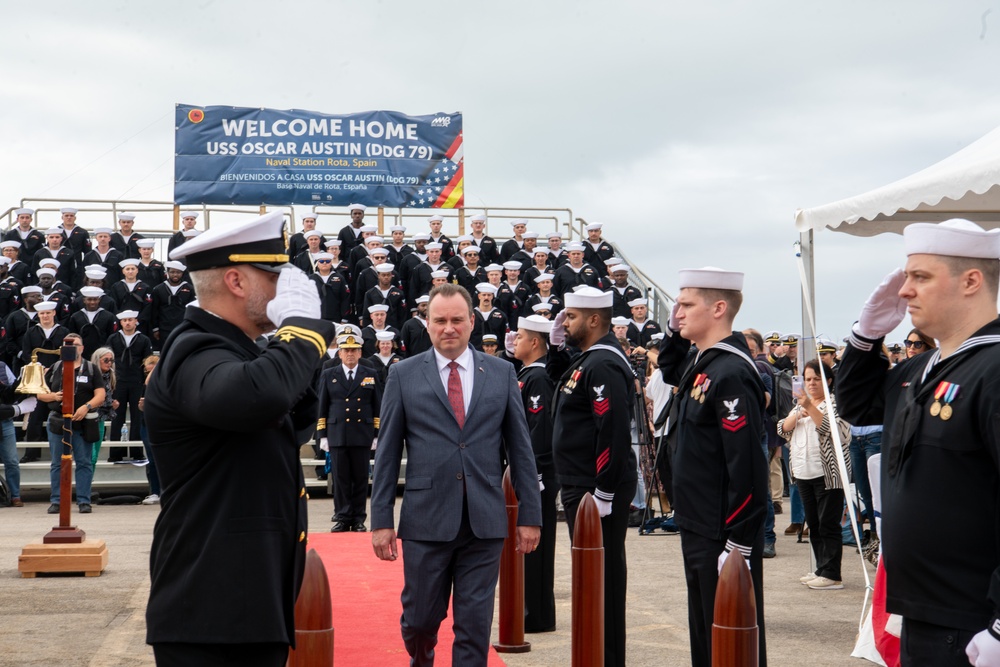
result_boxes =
[16,348,62,394]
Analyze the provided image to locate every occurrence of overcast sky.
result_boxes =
[3,1,999,345]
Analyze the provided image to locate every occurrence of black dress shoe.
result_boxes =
[330,521,351,533]
[351,523,368,532]
[20,454,39,463]
[78,503,92,514]
[46,503,60,514]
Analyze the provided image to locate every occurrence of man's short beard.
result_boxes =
[246,286,275,333]
[564,329,581,348]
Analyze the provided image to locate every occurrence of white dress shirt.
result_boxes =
[433,346,474,414]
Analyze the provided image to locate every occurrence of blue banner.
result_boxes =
[174,104,464,208]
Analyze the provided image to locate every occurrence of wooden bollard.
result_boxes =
[712,550,758,667]
[493,469,530,653]
[572,493,603,667]
[286,548,334,667]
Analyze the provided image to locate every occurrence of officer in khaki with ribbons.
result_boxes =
[144,211,335,667]
[837,219,1000,667]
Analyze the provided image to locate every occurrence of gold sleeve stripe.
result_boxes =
[373,417,380,429]
[317,418,327,430]
[228,253,290,263]
[274,326,326,356]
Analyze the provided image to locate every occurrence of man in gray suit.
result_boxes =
[371,283,543,666]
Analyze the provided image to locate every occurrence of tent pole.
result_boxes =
[798,229,816,368]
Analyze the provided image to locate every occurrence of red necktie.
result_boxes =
[447,361,465,429]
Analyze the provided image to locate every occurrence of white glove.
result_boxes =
[266,267,322,327]
[12,396,37,417]
[668,302,681,332]
[856,268,907,340]
[967,629,1000,666]
[549,310,567,347]
[717,548,752,574]
[371,438,378,451]
[593,497,612,517]
[505,330,518,356]
[539,480,545,492]
[319,437,329,452]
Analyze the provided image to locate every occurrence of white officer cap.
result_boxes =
[182,229,201,238]
[375,330,396,342]
[430,270,449,279]
[34,301,57,312]
[168,210,291,273]
[390,225,407,233]
[611,316,630,327]
[303,230,323,239]
[461,246,481,255]
[14,208,34,216]
[482,334,498,344]
[677,266,744,291]
[337,332,363,349]
[510,218,528,227]
[136,239,157,248]
[79,286,104,298]
[503,261,522,271]
[531,303,552,312]
[428,214,444,223]
[782,333,801,346]
[119,258,141,268]
[181,211,199,219]
[348,204,366,212]
[564,286,613,309]
[817,337,838,353]
[60,208,78,215]
[93,227,114,235]
[164,260,187,272]
[518,315,553,334]
[627,298,648,308]
[412,233,431,242]
[425,242,443,251]
[44,227,63,236]
[611,264,630,273]
[117,310,140,320]
[337,323,363,337]
[36,267,57,277]
[20,285,43,295]
[0,241,21,249]
[415,295,430,304]
[545,231,562,239]
[584,222,604,232]
[485,263,504,273]
[534,273,554,283]
[565,242,585,253]
[476,283,498,295]
[360,225,378,234]
[39,258,60,268]
[904,218,1000,259]
[764,331,782,343]
[470,214,487,223]
[368,304,389,313]
[118,213,135,221]
[375,263,395,273]
[523,231,539,239]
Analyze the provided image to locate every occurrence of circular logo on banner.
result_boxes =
[187,108,205,124]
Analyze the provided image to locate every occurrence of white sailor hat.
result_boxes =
[425,242,443,251]
[360,225,378,234]
[79,286,104,298]
[518,315,553,333]
[34,301,57,312]
[415,295,430,304]
[455,235,474,244]
[327,239,342,247]
[564,286,613,309]
[119,258,141,268]
[368,247,389,257]
[39,258,60,269]
[430,270,449,279]
[136,239,156,248]
[532,303,552,312]
[165,260,187,272]
[117,310,140,320]
[413,233,431,242]
[118,213,135,221]
[605,257,623,266]
[545,231,562,239]
[14,208,34,216]
[168,210,291,273]
[611,316,630,327]
[903,218,1000,259]
[390,225,407,233]
[182,229,201,238]
[523,231,540,239]
[93,227,114,235]
[482,334,498,344]
[0,241,21,249]
[364,236,385,245]
[314,252,334,262]
[84,268,107,280]
[510,218,528,227]
[0,257,9,266]
[303,229,323,239]
[36,267,57,278]
[348,204,366,212]
[485,263,504,272]
[470,214,487,223]
[650,332,666,343]
[44,227,63,236]
[428,214,444,222]
[181,211,199,219]
[533,248,549,256]
[534,273,554,283]
[375,263,395,273]
[565,242,585,253]
[60,208,78,215]
[610,264,630,273]
[461,246,481,255]
[476,283,498,295]
[300,212,317,221]
[678,266,744,291]
[627,298,648,308]
[375,330,396,342]
[368,304,389,313]
[503,261,522,271]
[584,222,604,232]
[20,285,43,295]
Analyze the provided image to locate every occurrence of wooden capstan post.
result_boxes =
[493,468,530,653]
[712,550,758,667]
[571,493,603,667]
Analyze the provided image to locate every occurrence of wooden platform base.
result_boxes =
[18,539,109,578]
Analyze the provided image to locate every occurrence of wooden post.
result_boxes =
[493,469,530,653]
[572,493,603,667]
[172,204,180,231]
[458,208,466,236]
[45,341,85,545]
[712,550,758,667]
[377,207,385,236]
[286,549,334,667]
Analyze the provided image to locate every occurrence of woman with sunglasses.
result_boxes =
[89,347,118,468]
[904,328,936,359]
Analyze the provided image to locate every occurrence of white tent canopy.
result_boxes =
[795,124,1000,236]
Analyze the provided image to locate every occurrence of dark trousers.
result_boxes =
[562,478,637,667]
[524,478,559,633]
[109,383,144,460]
[330,446,370,524]
[679,528,767,667]
[400,501,504,667]
[900,618,977,667]
[152,641,287,667]
[796,477,844,580]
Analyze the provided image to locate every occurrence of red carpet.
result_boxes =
[309,532,507,666]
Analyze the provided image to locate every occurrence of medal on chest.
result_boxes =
[929,381,960,421]
[561,366,583,395]
[690,374,711,403]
